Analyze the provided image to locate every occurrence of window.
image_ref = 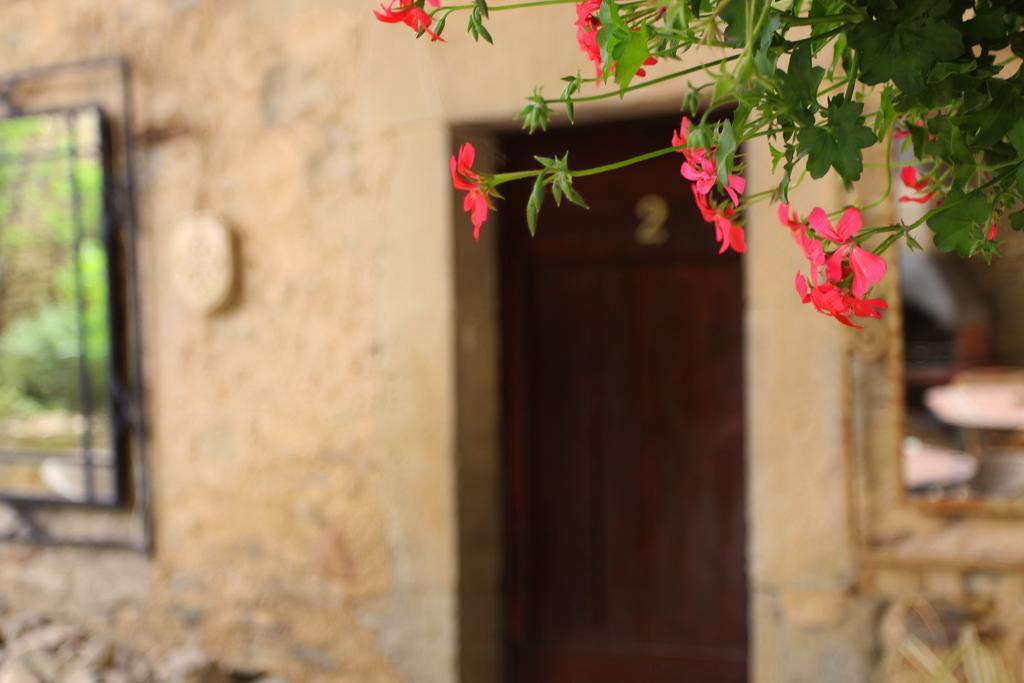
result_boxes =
[899,180,1024,512]
[0,106,126,506]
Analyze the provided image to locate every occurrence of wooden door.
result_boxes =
[499,114,747,683]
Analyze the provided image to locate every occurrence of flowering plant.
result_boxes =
[377,0,1024,327]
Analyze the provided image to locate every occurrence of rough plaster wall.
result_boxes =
[0,0,881,681]
[0,2,441,681]
[744,138,881,681]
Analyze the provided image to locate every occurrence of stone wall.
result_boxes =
[0,1,1009,682]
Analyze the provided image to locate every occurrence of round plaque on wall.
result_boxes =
[169,214,235,314]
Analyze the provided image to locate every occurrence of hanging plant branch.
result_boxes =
[376,0,1024,328]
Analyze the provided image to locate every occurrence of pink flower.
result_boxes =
[672,116,747,252]
[450,142,490,240]
[374,0,444,41]
[680,150,745,205]
[713,207,746,254]
[808,207,887,299]
[673,117,746,206]
[681,151,717,195]
[672,117,692,148]
[777,204,824,267]
[777,203,803,232]
[899,167,935,204]
[723,173,746,206]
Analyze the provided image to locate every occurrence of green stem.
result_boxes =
[783,12,862,26]
[572,145,681,177]
[785,24,847,47]
[438,0,575,11]
[491,143,684,186]
[873,231,903,255]
[542,54,742,105]
[843,52,859,102]
[858,125,895,213]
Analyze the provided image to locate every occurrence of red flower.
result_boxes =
[899,167,935,204]
[693,186,745,254]
[787,205,889,327]
[450,142,491,240]
[634,55,658,78]
[374,0,444,41]
[808,207,887,299]
[794,273,887,328]
[575,0,603,77]
[988,222,998,241]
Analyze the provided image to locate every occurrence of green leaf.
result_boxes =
[968,85,1017,151]
[477,22,493,44]
[560,175,589,209]
[1012,31,1024,58]
[929,192,991,257]
[1008,120,1024,155]
[1017,164,1024,195]
[681,87,700,117]
[1011,209,1024,232]
[928,61,976,82]
[796,97,877,184]
[515,89,550,134]
[526,175,545,236]
[776,45,825,126]
[849,0,964,100]
[560,73,581,124]
[874,85,897,139]
[433,13,448,36]
[551,181,563,206]
[720,0,770,48]
[467,5,493,43]
[715,119,738,188]
[613,25,650,93]
[718,0,747,47]
[964,7,1006,46]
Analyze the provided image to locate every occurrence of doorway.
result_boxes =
[499,114,748,683]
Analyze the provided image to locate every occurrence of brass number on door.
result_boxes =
[634,194,669,245]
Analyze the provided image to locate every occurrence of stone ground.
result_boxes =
[0,606,285,683]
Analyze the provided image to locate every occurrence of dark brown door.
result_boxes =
[500,114,747,683]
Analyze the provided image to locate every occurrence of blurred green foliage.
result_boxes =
[0,112,110,420]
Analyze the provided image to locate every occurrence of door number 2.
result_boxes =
[634,194,669,245]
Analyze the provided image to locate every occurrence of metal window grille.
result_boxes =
[0,58,149,551]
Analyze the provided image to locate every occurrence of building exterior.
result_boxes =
[0,1,1021,682]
